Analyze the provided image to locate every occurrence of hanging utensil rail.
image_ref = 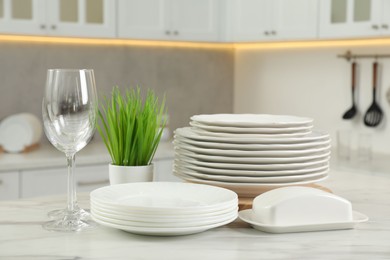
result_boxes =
[338,51,390,61]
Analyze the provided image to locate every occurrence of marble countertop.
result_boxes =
[0,140,174,172]
[0,167,389,259]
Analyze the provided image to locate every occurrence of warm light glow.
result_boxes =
[1,34,390,50]
[0,34,233,49]
[234,38,390,50]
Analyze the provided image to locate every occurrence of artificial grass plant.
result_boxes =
[97,86,166,166]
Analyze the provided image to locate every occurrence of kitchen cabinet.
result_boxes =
[0,171,19,200]
[319,0,386,38]
[228,0,318,42]
[0,0,116,38]
[118,0,221,42]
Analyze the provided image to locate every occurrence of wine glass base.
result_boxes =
[48,207,91,220]
[43,212,97,232]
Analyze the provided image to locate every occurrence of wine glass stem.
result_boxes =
[66,153,78,212]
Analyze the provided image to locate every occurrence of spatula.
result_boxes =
[364,62,383,127]
[342,62,357,119]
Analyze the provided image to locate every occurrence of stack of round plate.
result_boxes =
[173,114,331,197]
[90,182,238,236]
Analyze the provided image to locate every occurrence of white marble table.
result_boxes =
[0,167,389,260]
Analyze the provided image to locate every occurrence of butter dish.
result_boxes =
[238,186,368,233]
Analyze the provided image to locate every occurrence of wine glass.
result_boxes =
[42,69,98,232]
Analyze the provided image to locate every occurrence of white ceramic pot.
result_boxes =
[109,164,154,185]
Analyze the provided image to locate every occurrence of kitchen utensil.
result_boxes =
[364,62,383,127]
[342,62,358,119]
[42,69,98,232]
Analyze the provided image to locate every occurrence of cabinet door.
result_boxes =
[117,0,170,40]
[46,0,116,38]
[153,159,181,182]
[169,0,221,41]
[273,0,318,40]
[380,0,390,34]
[0,0,46,35]
[319,0,382,38]
[75,164,109,192]
[229,0,273,42]
[0,171,19,200]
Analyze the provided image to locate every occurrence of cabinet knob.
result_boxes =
[264,31,270,35]
[271,30,276,35]
[372,24,379,30]
[40,24,46,30]
[51,25,57,30]
[173,30,179,35]
[165,30,171,35]
[0,180,3,185]
[382,24,389,29]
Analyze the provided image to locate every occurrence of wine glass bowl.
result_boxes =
[42,69,98,231]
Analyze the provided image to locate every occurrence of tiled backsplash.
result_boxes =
[0,42,234,138]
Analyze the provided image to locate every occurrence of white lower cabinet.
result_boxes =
[0,171,19,200]
[19,159,174,198]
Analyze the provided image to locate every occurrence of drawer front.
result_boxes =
[21,164,110,198]
[0,172,19,200]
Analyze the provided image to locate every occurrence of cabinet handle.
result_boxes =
[382,24,389,29]
[0,180,3,185]
[77,179,109,187]
[173,30,179,35]
[264,31,270,35]
[271,31,276,35]
[40,24,46,29]
[372,24,379,30]
[165,30,171,35]
[51,25,57,30]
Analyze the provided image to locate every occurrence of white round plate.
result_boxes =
[174,140,331,158]
[174,172,329,197]
[92,213,238,236]
[91,201,238,222]
[175,127,329,144]
[238,209,368,234]
[175,135,331,151]
[174,161,329,177]
[190,114,313,128]
[176,155,330,172]
[190,121,313,134]
[192,128,312,138]
[90,182,238,213]
[174,165,329,183]
[175,149,331,164]
[91,208,238,228]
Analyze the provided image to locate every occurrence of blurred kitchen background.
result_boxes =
[2,0,390,151]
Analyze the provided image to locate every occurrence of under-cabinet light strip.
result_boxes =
[1,34,390,50]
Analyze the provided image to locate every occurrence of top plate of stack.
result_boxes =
[190,114,313,128]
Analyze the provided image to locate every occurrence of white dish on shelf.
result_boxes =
[176,155,330,171]
[92,213,238,236]
[175,127,329,144]
[191,128,312,138]
[90,182,238,214]
[174,140,331,157]
[174,170,328,197]
[174,164,329,183]
[238,209,368,234]
[190,114,313,128]
[175,149,331,164]
[175,135,331,151]
[189,121,313,134]
[92,208,238,228]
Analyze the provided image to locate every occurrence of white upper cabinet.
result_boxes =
[118,0,221,42]
[319,0,383,38]
[0,0,45,35]
[0,0,116,37]
[228,0,318,42]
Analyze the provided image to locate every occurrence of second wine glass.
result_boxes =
[42,69,98,232]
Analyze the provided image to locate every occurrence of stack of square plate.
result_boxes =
[173,114,331,198]
[90,182,238,236]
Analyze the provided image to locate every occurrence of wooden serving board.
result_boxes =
[238,184,332,211]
